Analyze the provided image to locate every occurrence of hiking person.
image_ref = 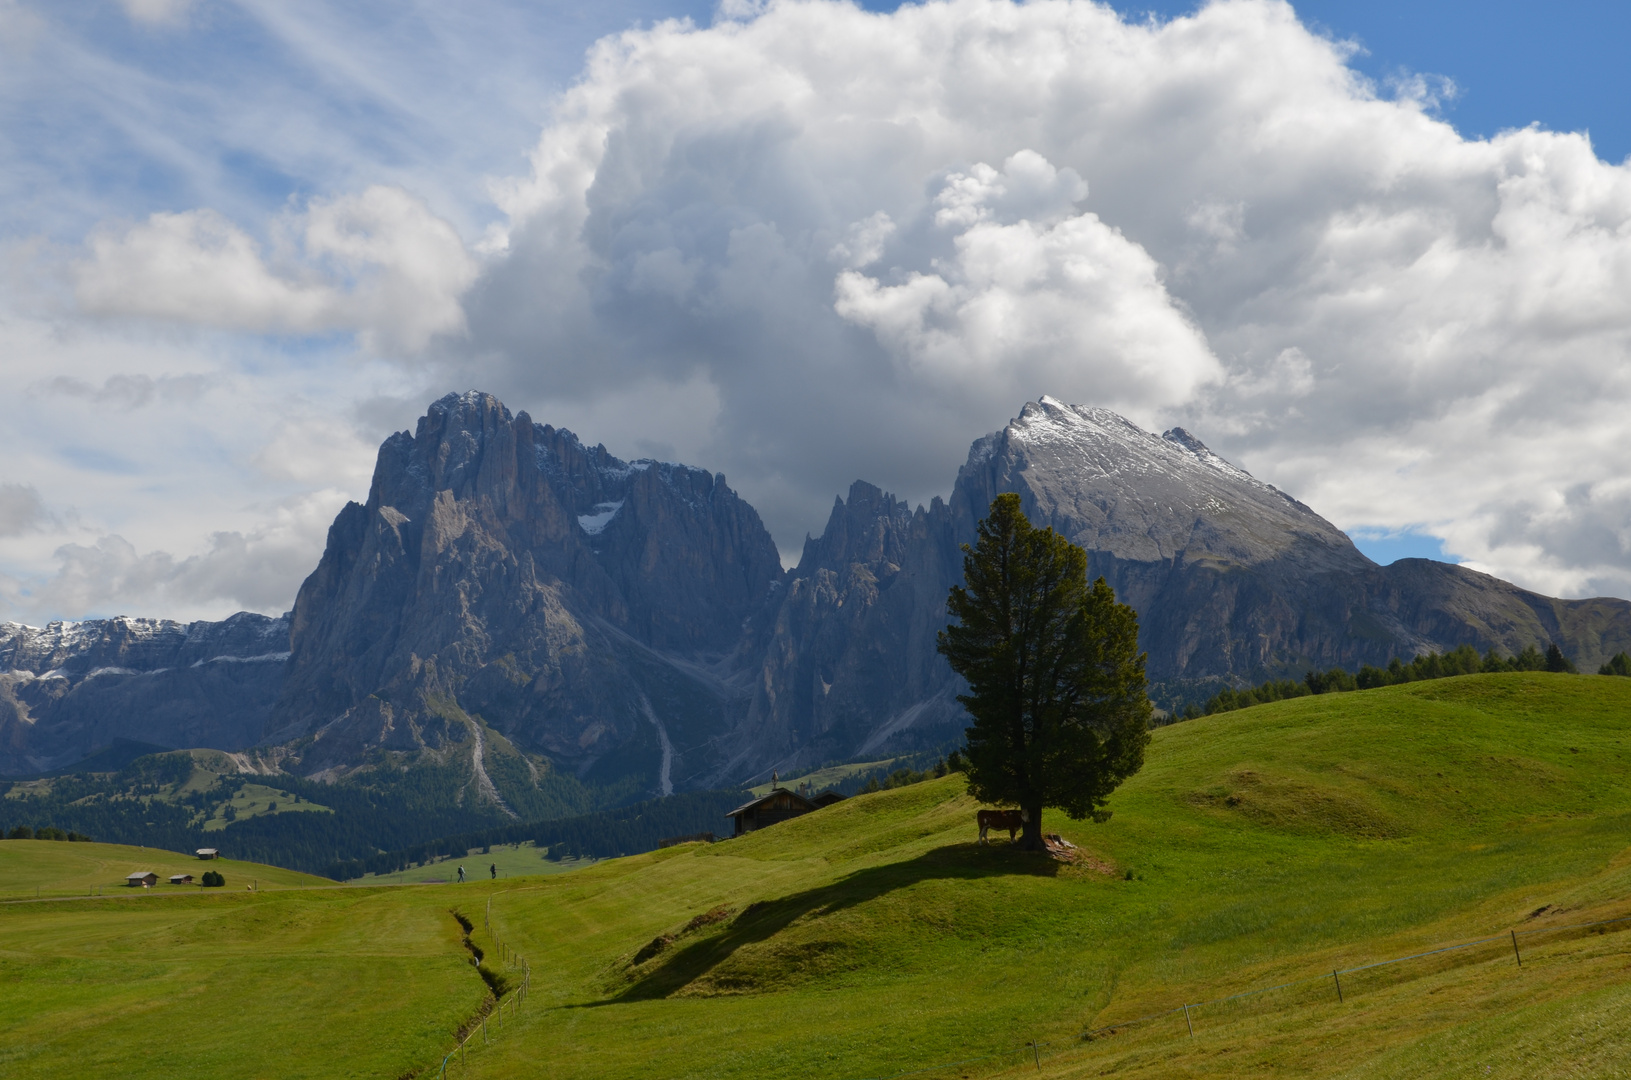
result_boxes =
[490,864,497,880]
[457,865,466,883]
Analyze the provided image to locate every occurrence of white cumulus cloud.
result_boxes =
[14,0,1631,617]
[450,0,1631,597]
[76,186,476,354]
[834,151,1219,411]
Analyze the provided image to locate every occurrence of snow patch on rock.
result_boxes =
[578,501,625,535]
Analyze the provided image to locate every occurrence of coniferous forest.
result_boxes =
[1189,643,1621,718]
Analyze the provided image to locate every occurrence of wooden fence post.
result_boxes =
[1511,930,1523,967]
[1332,971,1343,1003]
[1183,1004,1194,1037]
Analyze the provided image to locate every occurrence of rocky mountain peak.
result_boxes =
[268,391,785,788]
[957,396,1366,572]
[796,481,916,576]
[11,390,1631,793]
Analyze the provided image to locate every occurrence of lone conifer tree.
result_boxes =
[938,494,1152,850]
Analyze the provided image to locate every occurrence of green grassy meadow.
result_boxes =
[0,840,330,900]
[746,757,900,796]
[199,780,333,831]
[359,842,598,884]
[6,672,1631,1078]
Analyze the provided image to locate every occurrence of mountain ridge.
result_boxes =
[0,612,289,775]
[5,390,1630,793]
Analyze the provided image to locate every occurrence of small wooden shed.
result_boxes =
[195,848,219,860]
[812,791,847,808]
[726,788,818,837]
[125,871,158,887]
[169,874,194,885]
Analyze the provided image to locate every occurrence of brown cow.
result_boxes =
[977,808,1027,844]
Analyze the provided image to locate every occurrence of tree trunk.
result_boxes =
[1019,802,1045,851]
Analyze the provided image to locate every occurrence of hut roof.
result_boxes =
[726,788,817,819]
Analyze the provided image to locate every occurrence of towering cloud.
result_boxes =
[10,0,1631,622]
[450,0,1631,598]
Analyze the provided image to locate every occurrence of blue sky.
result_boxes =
[1120,1,1631,162]
[2,0,1630,619]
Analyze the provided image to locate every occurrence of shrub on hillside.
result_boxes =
[1600,652,1631,677]
[201,870,225,887]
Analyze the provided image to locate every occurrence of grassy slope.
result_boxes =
[0,840,331,899]
[747,757,899,796]
[4,673,1631,1079]
[0,843,497,1080]
[0,888,490,1080]
[458,673,1631,1080]
[360,842,597,884]
[199,780,333,831]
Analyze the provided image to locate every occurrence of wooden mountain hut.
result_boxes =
[725,788,818,837]
[125,871,158,887]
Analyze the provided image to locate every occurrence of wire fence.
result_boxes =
[436,895,531,1079]
[835,906,1631,1080]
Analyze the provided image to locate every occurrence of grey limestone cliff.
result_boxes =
[266,391,784,793]
[726,397,1631,776]
[951,398,1631,681]
[11,391,1629,794]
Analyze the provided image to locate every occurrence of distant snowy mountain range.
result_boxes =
[5,392,1629,795]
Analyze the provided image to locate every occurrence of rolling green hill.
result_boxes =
[459,672,1631,1079]
[0,840,332,900]
[5,672,1631,1079]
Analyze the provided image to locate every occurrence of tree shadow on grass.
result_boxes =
[604,841,1060,1002]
